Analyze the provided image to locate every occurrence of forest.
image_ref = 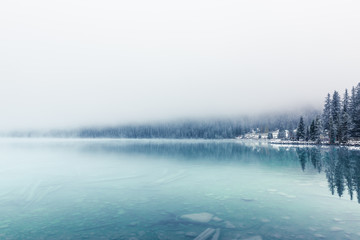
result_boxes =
[76,110,319,139]
[288,83,360,144]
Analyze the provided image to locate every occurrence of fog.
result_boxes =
[1,0,360,130]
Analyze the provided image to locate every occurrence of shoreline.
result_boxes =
[245,138,360,147]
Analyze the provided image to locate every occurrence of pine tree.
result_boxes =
[329,116,336,144]
[305,127,310,141]
[341,89,351,143]
[296,116,305,141]
[323,93,331,132]
[331,91,341,142]
[352,83,360,138]
[314,116,322,144]
[342,112,351,143]
[309,120,316,141]
[349,86,356,135]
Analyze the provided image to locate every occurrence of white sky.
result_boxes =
[1,0,360,130]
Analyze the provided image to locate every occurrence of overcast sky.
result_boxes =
[1,0,360,130]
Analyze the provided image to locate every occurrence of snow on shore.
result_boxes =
[236,133,360,150]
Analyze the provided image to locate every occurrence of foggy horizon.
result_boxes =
[0,106,323,134]
[1,0,360,131]
[2,2,360,239]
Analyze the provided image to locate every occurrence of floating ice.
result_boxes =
[194,228,215,240]
[180,213,214,223]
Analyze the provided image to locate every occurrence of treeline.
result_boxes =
[249,109,319,134]
[292,83,360,144]
[77,110,319,139]
[5,111,319,139]
[78,120,243,139]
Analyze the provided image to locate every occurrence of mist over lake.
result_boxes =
[1,139,360,239]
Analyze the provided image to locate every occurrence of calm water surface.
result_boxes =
[0,139,360,240]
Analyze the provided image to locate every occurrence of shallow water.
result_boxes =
[0,138,360,240]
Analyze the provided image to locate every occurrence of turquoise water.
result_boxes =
[0,139,360,240]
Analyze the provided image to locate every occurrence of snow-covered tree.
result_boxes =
[331,91,341,142]
[309,120,316,141]
[296,116,305,141]
[322,93,331,132]
[352,84,360,139]
[305,127,310,141]
[329,116,336,144]
[341,89,351,143]
[349,86,357,133]
[314,116,322,144]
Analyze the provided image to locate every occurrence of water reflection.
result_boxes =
[71,139,360,203]
[2,139,360,203]
[79,140,360,204]
[1,139,360,239]
[295,147,360,203]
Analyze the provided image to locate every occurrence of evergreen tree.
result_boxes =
[309,120,316,141]
[341,112,351,143]
[296,116,305,141]
[341,89,351,143]
[349,86,357,134]
[331,91,341,142]
[314,116,322,144]
[305,127,310,141]
[352,84,360,138]
[329,116,336,144]
[267,132,273,139]
[322,93,331,132]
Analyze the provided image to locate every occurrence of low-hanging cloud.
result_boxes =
[0,0,359,130]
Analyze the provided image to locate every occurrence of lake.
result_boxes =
[0,138,360,240]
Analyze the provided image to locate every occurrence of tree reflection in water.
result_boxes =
[296,147,360,203]
[75,140,360,203]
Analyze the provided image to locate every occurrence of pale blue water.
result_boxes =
[0,139,360,240]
